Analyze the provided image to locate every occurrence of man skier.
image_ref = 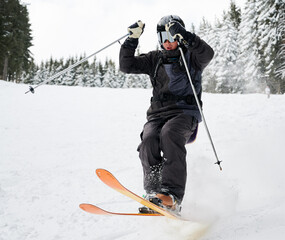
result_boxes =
[119,15,214,214]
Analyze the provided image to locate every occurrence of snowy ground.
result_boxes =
[1,80,285,240]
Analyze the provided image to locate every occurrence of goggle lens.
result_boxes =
[157,31,175,44]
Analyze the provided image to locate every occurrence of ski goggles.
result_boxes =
[157,31,175,45]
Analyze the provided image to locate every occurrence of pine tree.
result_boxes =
[102,59,118,88]
[123,74,135,88]
[117,70,126,88]
[215,12,239,93]
[198,18,218,92]
[0,0,33,81]
[275,1,285,92]
[229,0,241,29]
[257,0,284,93]
[237,0,263,93]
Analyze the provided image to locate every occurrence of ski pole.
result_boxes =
[25,33,129,94]
[178,46,222,171]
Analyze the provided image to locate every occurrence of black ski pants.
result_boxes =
[138,113,197,202]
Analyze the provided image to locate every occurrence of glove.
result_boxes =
[128,20,145,39]
[165,20,187,41]
[165,20,195,45]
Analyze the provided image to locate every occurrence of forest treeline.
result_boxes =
[1,0,284,93]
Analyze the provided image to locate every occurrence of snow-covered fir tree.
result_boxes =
[123,74,137,88]
[215,12,239,93]
[237,0,264,93]
[257,0,285,93]
[275,1,285,91]
[198,18,218,92]
[102,60,120,88]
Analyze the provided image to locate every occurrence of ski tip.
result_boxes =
[79,203,89,211]
[96,168,108,177]
[79,203,109,215]
[95,168,125,191]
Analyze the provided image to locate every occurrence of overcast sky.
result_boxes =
[25,0,245,65]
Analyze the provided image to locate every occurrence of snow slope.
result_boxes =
[1,80,285,240]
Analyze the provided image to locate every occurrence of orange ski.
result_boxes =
[94,168,179,219]
[79,203,161,216]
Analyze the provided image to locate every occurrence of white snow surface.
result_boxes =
[1,80,285,240]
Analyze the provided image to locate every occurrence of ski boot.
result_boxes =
[139,193,159,214]
[139,193,181,216]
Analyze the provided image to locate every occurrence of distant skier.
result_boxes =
[119,15,214,213]
[265,85,270,98]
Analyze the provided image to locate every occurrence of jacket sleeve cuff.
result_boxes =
[122,37,139,49]
[185,32,196,47]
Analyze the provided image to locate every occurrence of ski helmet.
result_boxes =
[157,15,185,47]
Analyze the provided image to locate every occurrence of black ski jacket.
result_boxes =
[119,35,214,122]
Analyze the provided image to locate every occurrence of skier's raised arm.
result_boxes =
[119,21,154,75]
[166,20,214,71]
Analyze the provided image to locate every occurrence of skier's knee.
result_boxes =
[142,135,159,147]
[161,127,177,141]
